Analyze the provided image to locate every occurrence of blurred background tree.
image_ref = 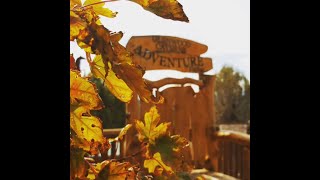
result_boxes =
[89,77,126,129]
[76,57,126,129]
[215,66,250,124]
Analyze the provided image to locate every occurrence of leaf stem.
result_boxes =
[115,145,146,161]
[86,52,93,64]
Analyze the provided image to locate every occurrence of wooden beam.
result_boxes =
[103,128,121,138]
[146,78,203,89]
[212,130,250,149]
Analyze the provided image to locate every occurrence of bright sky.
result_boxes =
[70,0,250,81]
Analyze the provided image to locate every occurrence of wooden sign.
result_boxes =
[126,36,213,73]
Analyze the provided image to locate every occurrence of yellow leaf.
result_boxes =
[90,55,107,80]
[131,0,189,22]
[71,132,91,152]
[70,0,82,7]
[87,22,162,103]
[90,55,133,102]
[70,105,106,154]
[70,11,88,41]
[144,152,173,174]
[77,39,94,53]
[87,160,110,179]
[84,0,117,18]
[113,63,164,104]
[135,106,170,144]
[70,70,103,110]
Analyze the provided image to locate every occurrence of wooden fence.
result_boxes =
[103,128,250,179]
[99,35,251,179]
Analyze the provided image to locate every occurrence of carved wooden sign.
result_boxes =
[126,36,213,73]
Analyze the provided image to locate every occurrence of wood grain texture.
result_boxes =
[126,36,213,72]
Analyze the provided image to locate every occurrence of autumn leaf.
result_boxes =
[144,152,173,174]
[113,63,164,104]
[83,0,117,18]
[135,106,170,144]
[110,31,133,64]
[88,23,132,64]
[71,0,82,7]
[70,103,107,155]
[71,132,91,152]
[77,39,95,54]
[130,0,189,22]
[87,160,110,179]
[86,22,163,103]
[70,11,88,41]
[70,105,105,143]
[97,161,129,180]
[70,148,88,179]
[148,135,189,171]
[90,55,133,102]
[70,70,103,110]
[88,22,116,63]
[71,0,82,10]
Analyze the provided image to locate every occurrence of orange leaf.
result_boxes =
[131,0,189,22]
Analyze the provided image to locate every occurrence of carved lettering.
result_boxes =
[128,36,212,72]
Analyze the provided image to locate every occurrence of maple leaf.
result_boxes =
[110,31,133,64]
[71,0,82,10]
[87,22,162,103]
[87,22,116,63]
[70,104,107,155]
[130,0,189,22]
[71,0,82,6]
[70,148,88,179]
[77,40,95,54]
[90,55,133,102]
[148,135,189,171]
[87,160,110,179]
[84,0,117,18]
[97,161,129,180]
[71,132,91,152]
[135,106,170,144]
[70,11,88,41]
[113,63,164,104]
[144,152,173,174]
[70,70,103,110]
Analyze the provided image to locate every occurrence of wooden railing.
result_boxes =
[102,128,123,159]
[102,128,250,180]
[210,130,250,180]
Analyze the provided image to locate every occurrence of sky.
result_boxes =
[70,0,250,81]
